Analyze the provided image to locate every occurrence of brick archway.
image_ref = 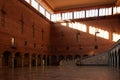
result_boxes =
[14,52,22,68]
[24,53,29,67]
[2,51,12,68]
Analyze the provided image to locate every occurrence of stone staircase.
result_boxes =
[76,52,109,66]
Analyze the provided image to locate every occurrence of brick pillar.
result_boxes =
[49,56,52,65]
[117,54,119,70]
[22,54,24,67]
[114,54,116,68]
[45,55,47,66]
[41,55,44,66]
[12,54,15,69]
[0,54,3,69]
[29,54,31,68]
[111,53,114,67]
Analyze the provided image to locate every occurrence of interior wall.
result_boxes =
[0,0,51,55]
[50,17,120,56]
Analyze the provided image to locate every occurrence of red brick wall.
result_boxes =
[0,0,120,57]
[50,16,120,56]
[0,0,51,55]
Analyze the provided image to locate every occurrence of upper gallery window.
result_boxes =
[86,9,98,18]
[25,0,30,4]
[31,0,38,10]
[74,11,85,19]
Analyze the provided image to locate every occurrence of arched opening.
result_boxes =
[42,55,47,66]
[14,52,22,68]
[31,54,36,66]
[111,52,114,66]
[2,51,12,68]
[66,55,73,61]
[109,52,112,66]
[37,55,41,66]
[115,51,117,67]
[118,49,120,68]
[24,53,29,67]
[59,55,65,60]
[47,55,50,65]
[58,55,65,65]
[74,55,81,60]
[51,55,58,65]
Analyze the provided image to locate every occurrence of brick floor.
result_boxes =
[0,66,120,80]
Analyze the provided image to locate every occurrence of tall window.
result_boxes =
[31,0,38,10]
[99,7,112,16]
[113,6,120,14]
[11,37,16,47]
[86,9,98,18]
[32,23,35,37]
[62,12,72,20]
[51,13,61,21]
[113,33,120,42]
[24,41,28,46]
[74,11,85,19]
[46,11,50,20]
[39,5,45,15]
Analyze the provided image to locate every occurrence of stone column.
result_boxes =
[110,55,112,66]
[113,54,116,67]
[117,55,119,70]
[112,54,114,67]
[22,54,24,67]
[115,54,117,68]
[118,55,120,69]
[0,54,3,69]
[41,55,44,66]
[12,54,15,69]
[108,53,112,66]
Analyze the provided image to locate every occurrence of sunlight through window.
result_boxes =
[89,26,109,39]
[69,22,73,28]
[77,23,87,32]
[113,33,120,42]
[97,29,109,39]
[61,23,67,26]
[68,22,86,32]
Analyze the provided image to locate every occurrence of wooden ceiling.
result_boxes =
[37,0,118,12]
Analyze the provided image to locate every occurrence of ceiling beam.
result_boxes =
[54,3,115,13]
